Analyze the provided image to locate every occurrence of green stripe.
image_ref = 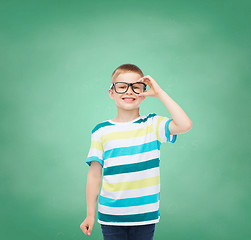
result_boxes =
[134,113,156,124]
[92,113,156,134]
[92,121,114,134]
[98,210,159,223]
[104,158,160,176]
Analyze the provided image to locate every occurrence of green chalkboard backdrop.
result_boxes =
[1,0,250,239]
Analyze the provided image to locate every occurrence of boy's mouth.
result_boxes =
[122,97,136,102]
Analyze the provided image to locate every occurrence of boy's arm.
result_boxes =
[86,161,102,218]
[138,75,193,135]
[156,89,192,135]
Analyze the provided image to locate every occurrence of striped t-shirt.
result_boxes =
[85,113,177,226]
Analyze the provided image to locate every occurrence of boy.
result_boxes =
[80,64,192,239]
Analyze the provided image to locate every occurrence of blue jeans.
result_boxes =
[100,223,155,240]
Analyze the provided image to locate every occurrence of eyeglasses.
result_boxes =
[110,82,147,94]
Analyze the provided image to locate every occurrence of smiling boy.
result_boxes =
[80,63,192,239]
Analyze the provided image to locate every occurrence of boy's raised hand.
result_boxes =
[80,216,95,236]
[137,75,164,98]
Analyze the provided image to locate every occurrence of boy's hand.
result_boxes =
[137,75,164,98]
[80,216,95,236]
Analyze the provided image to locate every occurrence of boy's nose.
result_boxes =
[127,85,134,93]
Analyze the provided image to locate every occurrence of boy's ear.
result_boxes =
[108,89,115,100]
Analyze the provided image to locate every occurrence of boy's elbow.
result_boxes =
[185,121,193,132]
[181,121,193,133]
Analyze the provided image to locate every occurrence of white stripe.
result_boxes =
[102,167,160,183]
[97,217,160,226]
[169,133,175,142]
[100,184,160,199]
[94,114,154,137]
[159,117,168,143]
[87,148,103,159]
[101,119,150,135]
[98,201,159,215]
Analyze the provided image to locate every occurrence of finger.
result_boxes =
[143,75,156,83]
[138,79,150,85]
[138,77,146,81]
[88,226,93,235]
[83,225,88,235]
[139,76,149,81]
[140,77,150,81]
[146,75,154,80]
[80,223,84,230]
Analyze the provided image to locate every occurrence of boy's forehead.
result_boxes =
[115,72,142,82]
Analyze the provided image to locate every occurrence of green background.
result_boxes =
[1,0,250,239]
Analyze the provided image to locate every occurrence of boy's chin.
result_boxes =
[117,104,141,111]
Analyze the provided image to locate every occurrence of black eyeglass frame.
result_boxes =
[110,82,147,94]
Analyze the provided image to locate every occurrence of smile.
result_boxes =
[122,97,136,102]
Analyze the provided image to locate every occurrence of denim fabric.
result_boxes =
[101,223,155,240]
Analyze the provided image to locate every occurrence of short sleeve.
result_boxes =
[152,114,177,144]
[85,128,104,167]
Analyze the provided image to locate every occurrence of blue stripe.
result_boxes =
[103,158,160,176]
[103,140,160,159]
[86,156,104,167]
[99,192,160,207]
[98,210,159,223]
[165,119,177,143]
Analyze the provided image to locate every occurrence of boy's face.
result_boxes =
[108,72,146,111]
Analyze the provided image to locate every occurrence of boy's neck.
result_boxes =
[112,109,141,123]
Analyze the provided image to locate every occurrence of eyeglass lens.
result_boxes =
[114,82,147,94]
